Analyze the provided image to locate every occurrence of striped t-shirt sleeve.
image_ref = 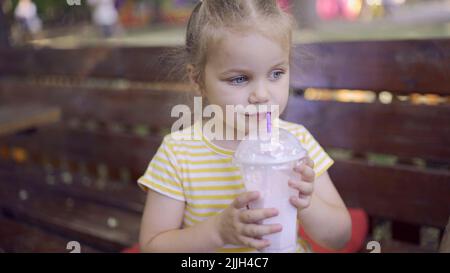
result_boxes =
[300,127,334,178]
[137,136,185,202]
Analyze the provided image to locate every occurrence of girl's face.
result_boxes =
[201,30,290,136]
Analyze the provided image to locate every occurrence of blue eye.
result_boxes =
[229,76,248,85]
[270,70,285,80]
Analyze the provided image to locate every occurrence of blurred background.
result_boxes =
[1,0,450,48]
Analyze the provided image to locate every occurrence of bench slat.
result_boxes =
[377,239,436,253]
[291,39,450,94]
[1,40,449,94]
[1,126,162,180]
[0,216,100,253]
[0,161,145,214]
[0,179,141,252]
[283,96,450,161]
[330,159,450,228]
[0,81,190,129]
[0,104,61,137]
[0,47,183,82]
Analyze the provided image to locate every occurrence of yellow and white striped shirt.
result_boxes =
[137,119,334,253]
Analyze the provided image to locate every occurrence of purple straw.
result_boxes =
[267,112,272,134]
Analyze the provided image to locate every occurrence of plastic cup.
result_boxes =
[233,127,307,253]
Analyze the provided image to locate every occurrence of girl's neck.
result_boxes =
[211,138,241,151]
[201,117,242,152]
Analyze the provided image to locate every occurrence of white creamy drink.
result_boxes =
[233,124,307,253]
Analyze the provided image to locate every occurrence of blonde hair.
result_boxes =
[177,0,296,87]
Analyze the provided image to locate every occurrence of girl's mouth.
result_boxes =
[235,105,271,123]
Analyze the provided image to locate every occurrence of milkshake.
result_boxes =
[233,116,307,253]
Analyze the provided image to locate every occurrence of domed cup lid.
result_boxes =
[233,127,306,165]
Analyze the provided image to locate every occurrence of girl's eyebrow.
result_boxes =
[219,60,288,76]
[271,60,289,68]
[219,68,250,76]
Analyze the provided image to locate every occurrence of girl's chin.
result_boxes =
[236,118,268,136]
[218,114,269,138]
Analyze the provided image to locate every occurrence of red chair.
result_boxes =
[299,208,368,253]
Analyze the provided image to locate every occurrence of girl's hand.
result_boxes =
[289,156,315,211]
[213,191,282,250]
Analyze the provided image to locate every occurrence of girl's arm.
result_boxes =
[139,189,281,252]
[298,171,352,250]
[139,190,223,253]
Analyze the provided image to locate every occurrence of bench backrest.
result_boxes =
[285,40,450,249]
[284,40,450,229]
[1,39,449,250]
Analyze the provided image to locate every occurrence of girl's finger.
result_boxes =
[303,167,315,182]
[240,236,270,250]
[295,157,314,170]
[239,208,278,223]
[241,223,282,238]
[294,165,315,182]
[305,157,315,168]
[290,195,310,209]
[289,180,314,195]
[233,191,260,209]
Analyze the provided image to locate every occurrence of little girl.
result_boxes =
[138,0,351,253]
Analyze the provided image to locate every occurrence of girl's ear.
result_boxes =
[186,64,202,96]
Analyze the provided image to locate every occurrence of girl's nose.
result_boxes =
[248,86,270,104]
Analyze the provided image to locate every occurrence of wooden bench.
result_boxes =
[0,40,449,253]
[284,39,450,252]
[0,47,190,252]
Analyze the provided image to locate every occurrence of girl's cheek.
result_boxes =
[219,92,249,106]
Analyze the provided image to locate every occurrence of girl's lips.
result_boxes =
[235,105,271,117]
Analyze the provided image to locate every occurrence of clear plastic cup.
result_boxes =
[233,127,307,253]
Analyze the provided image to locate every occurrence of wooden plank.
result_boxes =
[0,180,141,252]
[1,40,448,93]
[329,159,450,228]
[0,81,191,129]
[291,39,450,94]
[282,96,450,162]
[0,125,163,181]
[0,47,184,82]
[0,160,146,214]
[440,217,450,253]
[380,240,436,253]
[0,216,100,253]
[0,7,10,48]
[0,105,61,137]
